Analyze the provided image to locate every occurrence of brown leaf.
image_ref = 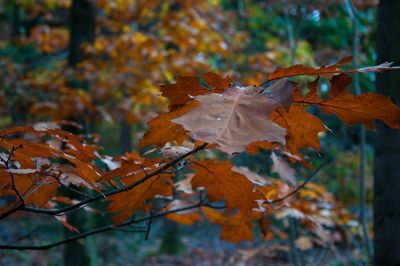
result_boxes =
[202,72,232,90]
[139,101,200,148]
[191,161,262,216]
[166,200,202,225]
[271,152,296,186]
[108,172,173,224]
[202,207,253,243]
[268,57,400,81]
[160,76,209,110]
[295,74,400,128]
[262,79,296,110]
[270,105,326,154]
[268,56,352,80]
[173,84,292,154]
[246,141,278,154]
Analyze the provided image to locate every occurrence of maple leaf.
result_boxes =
[295,74,400,128]
[191,160,262,216]
[173,81,295,154]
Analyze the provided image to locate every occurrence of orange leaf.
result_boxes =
[202,207,253,243]
[270,104,326,154]
[139,101,200,148]
[160,76,209,110]
[202,72,232,90]
[268,57,352,80]
[108,173,173,224]
[268,57,400,81]
[295,74,400,128]
[192,161,262,216]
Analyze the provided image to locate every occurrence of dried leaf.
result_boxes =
[108,173,173,224]
[191,161,262,216]
[173,84,293,154]
[232,166,271,187]
[295,74,400,128]
[269,57,400,80]
[160,76,209,110]
[166,200,202,225]
[139,101,200,148]
[270,105,327,154]
[202,207,253,243]
[271,152,296,186]
[202,72,232,90]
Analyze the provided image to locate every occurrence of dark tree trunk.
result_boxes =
[120,119,132,154]
[68,0,96,66]
[63,1,96,266]
[374,1,400,265]
[11,1,20,37]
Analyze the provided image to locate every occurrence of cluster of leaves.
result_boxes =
[1,57,399,249]
[0,0,241,129]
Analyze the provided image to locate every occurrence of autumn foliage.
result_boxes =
[1,56,399,249]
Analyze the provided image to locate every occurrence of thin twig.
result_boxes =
[0,200,221,250]
[266,163,324,204]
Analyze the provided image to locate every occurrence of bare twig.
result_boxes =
[0,200,221,250]
[266,163,324,204]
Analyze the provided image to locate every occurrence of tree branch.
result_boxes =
[0,200,220,250]
[267,162,324,204]
[0,143,208,220]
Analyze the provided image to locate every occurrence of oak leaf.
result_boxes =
[108,172,173,224]
[295,74,400,128]
[139,101,200,148]
[268,57,400,81]
[202,207,253,243]
[270,105,327,154]
[160,73,230,111]
[191,161,262,216]
[173,83,295,154]
[202,72,232,90]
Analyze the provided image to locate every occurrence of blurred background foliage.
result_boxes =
[0,0,379,265]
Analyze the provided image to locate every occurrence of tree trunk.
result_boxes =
[374,1,400,265]
[120,119,132,154]
[63,1,96,266]
[68,0,96,67]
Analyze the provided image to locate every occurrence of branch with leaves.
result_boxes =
[1,59,399,250]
